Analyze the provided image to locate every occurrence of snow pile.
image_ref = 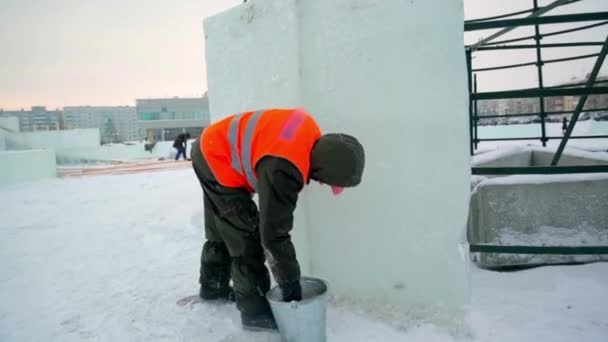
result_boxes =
[472,144,608,167]
[1,170,607,341]
[474,173,608,188]
[471,145,530,166]
[552,146,608,162]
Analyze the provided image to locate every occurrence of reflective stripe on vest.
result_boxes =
[227,110,264,191]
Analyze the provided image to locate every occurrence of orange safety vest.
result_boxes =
[200,108,322,192]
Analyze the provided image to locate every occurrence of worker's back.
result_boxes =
[200,109,321,192]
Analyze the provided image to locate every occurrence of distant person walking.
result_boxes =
[562,117,568,136]
[173,132,191,160]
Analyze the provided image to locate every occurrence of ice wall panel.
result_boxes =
[0,117,20,132]
[203,0,471,311]
[0,150,57,186]
[297,0,470,308]
[203,0,312,274]
[204,0,301,122]
[12,129,100,150]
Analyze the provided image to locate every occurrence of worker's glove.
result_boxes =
[281,280,302,302]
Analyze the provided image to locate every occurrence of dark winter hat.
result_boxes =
[310,133,365,187]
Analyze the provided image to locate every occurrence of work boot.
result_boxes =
[199,285,235,302]
[241,312,278,332]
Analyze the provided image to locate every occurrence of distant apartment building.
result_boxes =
[587,93,608,110]
[136,96,210,142]
[478,98,539,117]
[586,75,608,110]
[563,96,577,112]
[544,75,608,112]
[477,100,498,116]
[545,96,565,113]
[496,100,509,116]
[0,106,61,132]
[512,98,539,115]
[63,106,140,144]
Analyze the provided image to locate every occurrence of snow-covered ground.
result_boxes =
[1,170,607,341]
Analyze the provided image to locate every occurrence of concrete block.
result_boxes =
[472,147,532,168]
[469,174,608,267]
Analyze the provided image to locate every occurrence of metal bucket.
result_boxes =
[266,277,328,342]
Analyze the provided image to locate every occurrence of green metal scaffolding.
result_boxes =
[465,0,608,164]
[464,0,608,257]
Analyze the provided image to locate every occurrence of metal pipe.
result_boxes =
[467,8,535,23]
[469,245,608,254]
[482,20,608,46]
[467,0,583,51]
[474,74,479,150]
[472,61,536,72]
[476,137,544,141]
[473,165,608,175]
[473,86,608,100]
[466,49,474,156]
[544,79,608,89]
[545,53,600,64]
[476,42,605,50]
[534,0,547,147]
[477,135,608,142]
[477,107,608,119]
[465,12,608,31]
[547,135,608,139]
[472,53,600,72]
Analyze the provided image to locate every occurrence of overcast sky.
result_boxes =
[1,0,607,110]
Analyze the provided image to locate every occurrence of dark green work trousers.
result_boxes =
[191,139,271,317]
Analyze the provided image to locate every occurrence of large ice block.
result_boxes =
[0,150,57,186]
[204,0,301,120]
[204,0,471,313]
[0,117,20,132]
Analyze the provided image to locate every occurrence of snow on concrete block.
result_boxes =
[472,146,608,168]
[532,147,608,166]
[204,0,471,315]
[0,149,57,186]
[472,146,532,168]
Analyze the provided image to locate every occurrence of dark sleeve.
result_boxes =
[256,156,304,286]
